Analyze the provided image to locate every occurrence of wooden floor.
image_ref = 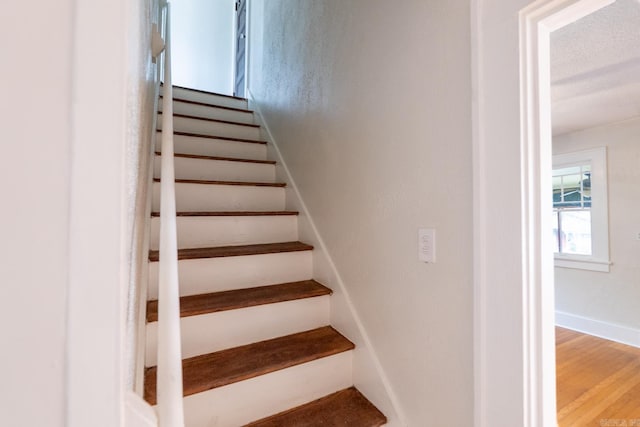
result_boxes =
[556,327,640,426]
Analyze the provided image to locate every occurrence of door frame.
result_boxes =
[233,0,249,97]
[473,0,615,425]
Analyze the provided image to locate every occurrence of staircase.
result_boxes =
[145,85,387,426]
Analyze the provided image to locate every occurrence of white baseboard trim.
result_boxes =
[556,311,640,348]
[247,88,406,427]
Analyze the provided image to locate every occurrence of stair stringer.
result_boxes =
[247,89,407,427]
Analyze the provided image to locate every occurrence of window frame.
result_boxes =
[552,147,610,272]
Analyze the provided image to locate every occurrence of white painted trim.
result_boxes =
[519,8,553,426]
[247,88,407,427]
[125,391,157,427]
[470,1,487,426]
[231,0,239,96]
[243,0,251,97]
[556,311,640,348]
[232,0,249,97]
[554,256,611,272]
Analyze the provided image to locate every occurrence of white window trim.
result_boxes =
[553,147,610,272]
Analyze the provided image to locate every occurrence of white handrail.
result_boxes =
[156,3,185,427]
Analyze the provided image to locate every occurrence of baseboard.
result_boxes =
[247,89,406,427]
[556,311,640,348]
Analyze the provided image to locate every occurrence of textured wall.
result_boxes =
[248,1,473,424]
[554,117,640,330]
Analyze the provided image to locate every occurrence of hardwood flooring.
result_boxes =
[556,327,640,426]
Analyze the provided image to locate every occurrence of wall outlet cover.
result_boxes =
[418,228,436,263]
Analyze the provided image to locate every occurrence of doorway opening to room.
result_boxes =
[549,1,640,425]
[520,0,640,425]
[171,0,238,96]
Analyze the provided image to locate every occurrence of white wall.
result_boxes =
[0,2,73,425]
[472,0,535,425]
[1,0,157,425]
[247,1,474,425]
[172,0,235,95]
[554,117,640,335]
[67,0,159,425]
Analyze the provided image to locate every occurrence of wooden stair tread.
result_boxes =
[146,280,331,322]
[153,178,285,187]
[244,387,387,427]
[163,130,268,144]
[163,83,247,101]
[161,95,253,113]
[150,211,299,217]
[149,241,313,262]
[158,111,259,128]
[144,326,355,405]
[155,151,275,164]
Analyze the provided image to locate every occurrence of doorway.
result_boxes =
[549,1,640,423]
[519,0,640,424]
[171,0,236,94]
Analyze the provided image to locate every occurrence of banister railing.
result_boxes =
[156,3,185,426]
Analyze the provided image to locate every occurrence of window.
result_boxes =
[553,164,592,255]
[552,147,610,272]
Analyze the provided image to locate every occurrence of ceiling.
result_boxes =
[550,0,640,136]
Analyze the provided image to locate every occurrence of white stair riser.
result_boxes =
[151,182,285,212]
[161,100,255,124]
[149,216,298,250]
[162,86,248,110]
[157,132,267,160]
[147,251,312,298]
[153,155,276,183]
[180,352,353,427]
[145,296,330,366]
[158,115,260,141]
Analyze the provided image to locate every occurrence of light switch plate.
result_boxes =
[418,228,436,263]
